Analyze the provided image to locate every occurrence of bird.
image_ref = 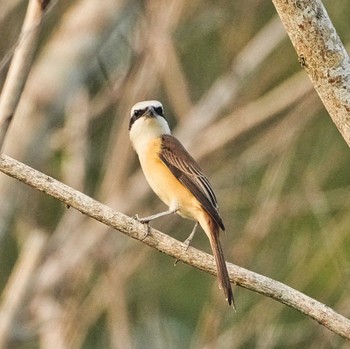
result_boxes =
[129,100,234,307]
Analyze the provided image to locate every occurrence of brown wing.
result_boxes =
[160,134,225,231]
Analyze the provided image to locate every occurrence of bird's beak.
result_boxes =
[145,106,157,118]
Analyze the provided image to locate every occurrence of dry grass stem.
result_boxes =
[0,230,47,348]
[0,0,50,150]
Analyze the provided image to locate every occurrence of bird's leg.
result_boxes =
[134,208,178,239]
[135,208,177,224]
[174,222,199,266]
[183,221,199,250]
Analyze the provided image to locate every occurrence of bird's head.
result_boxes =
[129,100,171,152]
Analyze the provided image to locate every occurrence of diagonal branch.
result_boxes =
[272,0,350,146]
[0,154,349,340]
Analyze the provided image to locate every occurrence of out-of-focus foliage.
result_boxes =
[0,0,350,348]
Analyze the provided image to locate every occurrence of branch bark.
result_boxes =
[272,0,350,146]
[0,154,349,340]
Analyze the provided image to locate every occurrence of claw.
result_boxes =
[183,237,192,251]
[141,224,150,240]
[134,213,151,224]
[174,238,192,266]
[134,214,150,239]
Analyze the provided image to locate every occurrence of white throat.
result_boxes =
[129,115,171,155]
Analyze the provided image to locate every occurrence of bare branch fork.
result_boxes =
[0,154,349,340]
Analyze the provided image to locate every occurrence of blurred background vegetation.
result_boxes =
[1,0,350,348]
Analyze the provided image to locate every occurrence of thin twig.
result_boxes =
[0,154,349,340]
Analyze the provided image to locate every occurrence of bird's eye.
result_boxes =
[134,109,143,118]
[129,108,145,130]
[155,106,164,116]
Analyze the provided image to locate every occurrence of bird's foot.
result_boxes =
[174,236,194,266]
[134,214,151,239]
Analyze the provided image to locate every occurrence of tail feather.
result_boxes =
[207,218,235,308]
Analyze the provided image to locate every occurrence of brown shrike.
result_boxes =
[129,100,234,307]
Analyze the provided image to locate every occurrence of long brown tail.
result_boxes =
[207,218,235,308]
